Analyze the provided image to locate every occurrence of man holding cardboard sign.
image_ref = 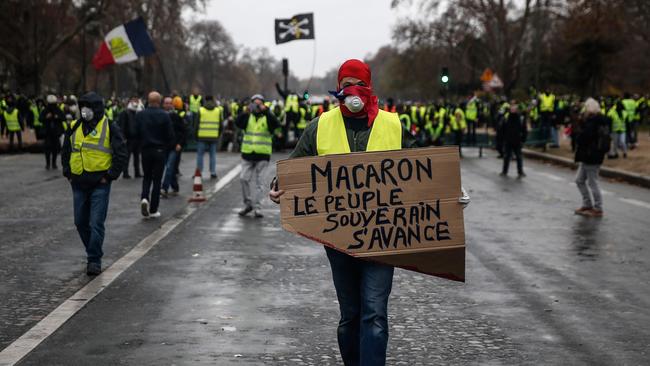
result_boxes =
[270,59,469,366]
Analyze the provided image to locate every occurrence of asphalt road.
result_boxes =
[1,148,649,365]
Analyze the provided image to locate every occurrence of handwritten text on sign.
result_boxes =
[278,147,464,258]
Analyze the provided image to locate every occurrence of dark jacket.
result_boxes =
[117,109,139,140]
[290,113,416,159]
[135,107,175,150]
[235,109,279,161]
[502,112,527,147]
[575,114,609,165]
[39,104,65,139]
[170,110,187,147]
[62,118,128,188]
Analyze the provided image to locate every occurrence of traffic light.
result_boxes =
[282,58,289,76]
[303,90,310,100]
[441,67,449,84]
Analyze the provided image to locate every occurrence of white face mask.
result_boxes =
[127,102,138,111]
[344,95,364,113]
[81,106,94,121]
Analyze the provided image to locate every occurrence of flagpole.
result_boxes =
[305,39,317,92]
[155,53,171,94]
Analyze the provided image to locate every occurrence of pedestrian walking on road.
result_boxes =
[1,94,25,152]
[161,96,187,197]
[136,91,175,219]
[117,97,144,178]
[500,101,527,178]
[195,95,222,179]
[574,98,609,217]
[269,59,415,366]
[62,92,128,276]
[40,95,65,169]
[236,94,278,218]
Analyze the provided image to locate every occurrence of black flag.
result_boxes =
[275,13,315,44]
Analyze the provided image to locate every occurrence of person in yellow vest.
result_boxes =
[234,94,279,218]
[538,90,556,146]
[196,95,221,179]
[268,59,470,366]
[607,100,627,159]
[1,94,25,152]
[465,96,479,144]
[188,89,202,126]
[451,105,467,157]
[296,101,308,139]
[61,92,128,276]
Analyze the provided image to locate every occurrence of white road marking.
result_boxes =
[535,171,565,182]
[0,164,242,366]
[619,198,650,210]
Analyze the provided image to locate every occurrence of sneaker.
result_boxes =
[149,211,161,218]
[86,262,102,276]
[141,198,150,217]
[238,206,253,216]
[253,210,264,218]
[161,190,168,198]
[587,209,604,217]
[499,172,507,177]
[574,207,592,215]
[210,174,218,180]
[517,172,526,179]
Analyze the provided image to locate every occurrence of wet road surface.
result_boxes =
[1,148,649,365]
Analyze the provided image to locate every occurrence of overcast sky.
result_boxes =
[192,0,411,79]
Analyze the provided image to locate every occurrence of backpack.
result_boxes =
[596,118,611,154]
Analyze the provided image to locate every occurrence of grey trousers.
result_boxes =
[575,163,602,210]
[241,159,269,210]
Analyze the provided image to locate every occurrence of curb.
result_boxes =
[521,148,650,189]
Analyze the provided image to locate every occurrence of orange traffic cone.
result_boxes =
[188,168,207,202]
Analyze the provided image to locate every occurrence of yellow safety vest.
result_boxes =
[189,95,202,113]
[241,114,272,156]
[466,101,478,121]
[3,109,20,132]
[297,108,307,130]
[316,107,401,155]
[285,94,299,113]
[540,94,555,112]
[198,106,221,139]
[69,117,112,175]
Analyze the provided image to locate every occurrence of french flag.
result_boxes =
[92,17,156,70]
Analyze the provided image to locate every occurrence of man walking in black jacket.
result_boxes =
[500,101,527,178]
[117,96,143,178]
[40,95,65,169]
[136,91,175,218]
[62,92,128,275]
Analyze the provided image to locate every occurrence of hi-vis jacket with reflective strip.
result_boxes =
[189,95,202,113]
[241,113,273,156]
[198,106,222,140]
[69,117,112,175]
[3,109,21,132]
[316,107,401,155]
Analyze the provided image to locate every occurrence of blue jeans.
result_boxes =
[162,150,179,192]
[196,141,217,175]
[72,182,111,265]
[325,247,394,366]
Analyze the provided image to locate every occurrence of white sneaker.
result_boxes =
[149,211,161,218]
[141,198,150,217]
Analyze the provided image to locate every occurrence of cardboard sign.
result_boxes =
[277,146,466,282]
